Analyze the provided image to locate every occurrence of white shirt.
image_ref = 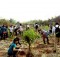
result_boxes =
[20,26,23,31]
[9,27,13,32]
[27,25,30,28]
[55,25,59,28]
[52,26,55,34]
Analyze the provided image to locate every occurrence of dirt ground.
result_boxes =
[0,37,60,57]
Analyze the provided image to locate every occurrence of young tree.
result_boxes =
[23,29,40,57]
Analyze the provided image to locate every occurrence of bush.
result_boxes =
[23,29,40,44]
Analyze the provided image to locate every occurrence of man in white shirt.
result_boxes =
[9,25,13,36]
[52,26,55,35]
[26,24,30,30]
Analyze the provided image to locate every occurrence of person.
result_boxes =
[9,25,13,36]
[52,26,55,36]
[26,24,30,30]
[55,23,60,44]
[14,27,19,36]
[8,37,21,57]
[38,29,49,44]
[34,23,39,32]
[1,25,8,40]
[0,26,2,40]
[19,24,23,35]
[13,26,17,36]
[49,24,52,34]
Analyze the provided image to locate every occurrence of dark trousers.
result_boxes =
[8,51,17,57]
[13,51,17,57]
[0,33,2,40]
[43,37,49,44]
[3,33,6,40]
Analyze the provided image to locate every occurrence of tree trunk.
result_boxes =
[26,43,34,57]
[29,42,31,52]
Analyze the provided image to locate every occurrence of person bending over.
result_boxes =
[8,37,21,57]
[38,29,49,44]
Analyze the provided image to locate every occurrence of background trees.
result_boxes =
[0,15,60,26]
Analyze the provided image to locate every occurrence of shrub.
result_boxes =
[23,29,40,44]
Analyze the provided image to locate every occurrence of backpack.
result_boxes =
[35,24,38,29]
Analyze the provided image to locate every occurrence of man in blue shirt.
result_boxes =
[0,26,2,40]
[38,29,50,44]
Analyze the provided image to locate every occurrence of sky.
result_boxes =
[0,0,60,22]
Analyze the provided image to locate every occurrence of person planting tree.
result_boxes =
[38,29,50,44]
[8,37,21,57]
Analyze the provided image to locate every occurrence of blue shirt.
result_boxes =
[0,26,2,34]
[8,42,16,54]
[42,30,49,37]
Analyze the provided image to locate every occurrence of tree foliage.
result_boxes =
[23,16,60,26]
[23,29,40,44]
[0,15,60,26]
[0,19,16,26]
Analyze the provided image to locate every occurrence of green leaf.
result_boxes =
[23,29,40,44]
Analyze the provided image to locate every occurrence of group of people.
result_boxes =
[9,24,24,37]
[33,22,60,44]
[7,22,60,57]
[0,23,60,44]
[38,22,60,44]
[7,23,39,57]
[0,24,24,40]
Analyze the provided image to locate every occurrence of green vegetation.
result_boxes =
[40,25,49,31]
[0,19,17,26]
[23,29,40,44]
[0,16,60,26]
[23,29,40,57]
